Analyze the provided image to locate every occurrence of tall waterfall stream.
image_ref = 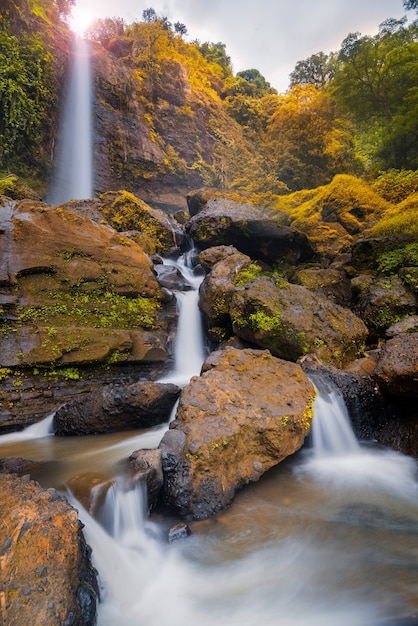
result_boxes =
[46,36,93,204]
[1,254,418,625]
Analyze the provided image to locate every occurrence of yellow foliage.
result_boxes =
[273,174,392,235]
[367,192,418,238]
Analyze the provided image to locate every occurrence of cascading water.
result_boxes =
[46,36,93,204]
[70,382,418,626]
[158,248,207,386]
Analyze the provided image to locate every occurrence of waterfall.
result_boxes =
[298,384,418,502]
[46,36,93,204]
[311,386,360,457]
[159,249,207,386]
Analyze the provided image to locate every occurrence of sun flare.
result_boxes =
[69,7,95,37]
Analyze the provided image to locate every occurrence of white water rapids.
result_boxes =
[1,258,418,625]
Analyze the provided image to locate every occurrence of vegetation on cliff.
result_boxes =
[2,1,417,202]
[0,0,73,187]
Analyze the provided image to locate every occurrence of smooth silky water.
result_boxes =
[1,255,418,625]
[46,35,93,204]
[21,25,418,623]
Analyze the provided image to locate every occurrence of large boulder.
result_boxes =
[54,381,180,435]
[373,331,418,399]
[0,197,166,367]
[97,190,185,254]
[351,274,416,340]
[185,198,314,265]
[0,474,98,625]
[159,347,315,520]
[198,246,252,341]
[230,276,368,368]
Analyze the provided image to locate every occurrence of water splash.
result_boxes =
[298,386,418,504]
[0,413,55,443]
[47,36,93,204]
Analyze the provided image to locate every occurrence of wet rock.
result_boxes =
[0,196,165,367]
[351,274,416,340]
[373,332,418,398]
[302,357,384,440]
[67,472,114,516]
[230,276,368,368]
[0,473,99,625]
[54,381,181,435]
[154,263,194,291]
[292,266,352,307]
[128,448,164,509]
[168,522,191,543]
[385,315,418,338]
[198,246,252,342]
[186,198,314,266]
[0,457,43,476]
[159,347,315,520]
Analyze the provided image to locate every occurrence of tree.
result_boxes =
[174,22,187,36]
[236,69,277,96]
[85,17,124,48]
[289,51,338,88]
[265,85,361,189]
[403,0,418,11]
[331,19,418,170]
[199,41,232,77]
[142,8,157,23]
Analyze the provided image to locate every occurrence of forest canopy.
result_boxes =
[0,1,417,195]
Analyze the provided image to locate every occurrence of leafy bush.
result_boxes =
[372,169,418,202]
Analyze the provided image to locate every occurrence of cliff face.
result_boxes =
[90,44,263,212]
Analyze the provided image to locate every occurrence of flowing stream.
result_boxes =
[5,36,418,622]
[46,36,93,204]
[1,257,418,624]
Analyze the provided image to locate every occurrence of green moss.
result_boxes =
[16,288,159,330]
[233,263,262,287]
[377,243,418,276]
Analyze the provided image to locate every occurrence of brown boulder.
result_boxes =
[0,474,98,625]
[67,472,114,516]
[186,198,314,265]
[373,332,418,398]
[159,347,315,520]
[198,246,252,341]
[0,197,165,367]
[53,381,181,435]
[230,276,368,368]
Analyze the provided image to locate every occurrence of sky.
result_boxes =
[70,0,409,92]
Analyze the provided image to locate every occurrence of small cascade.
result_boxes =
[47,36,93,204]
[159,248,207,386]
[298,383,418,503]
[0,412,54,443]
[311,386,360,457]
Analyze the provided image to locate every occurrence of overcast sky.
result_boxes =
[70,0,409,92]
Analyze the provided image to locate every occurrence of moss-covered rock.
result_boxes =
[98,190,184,254]
[159,347,315,520]
[351,275,416,340]
[0,197,166,367]
[230,276,368,367]
[198,246,252,342]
